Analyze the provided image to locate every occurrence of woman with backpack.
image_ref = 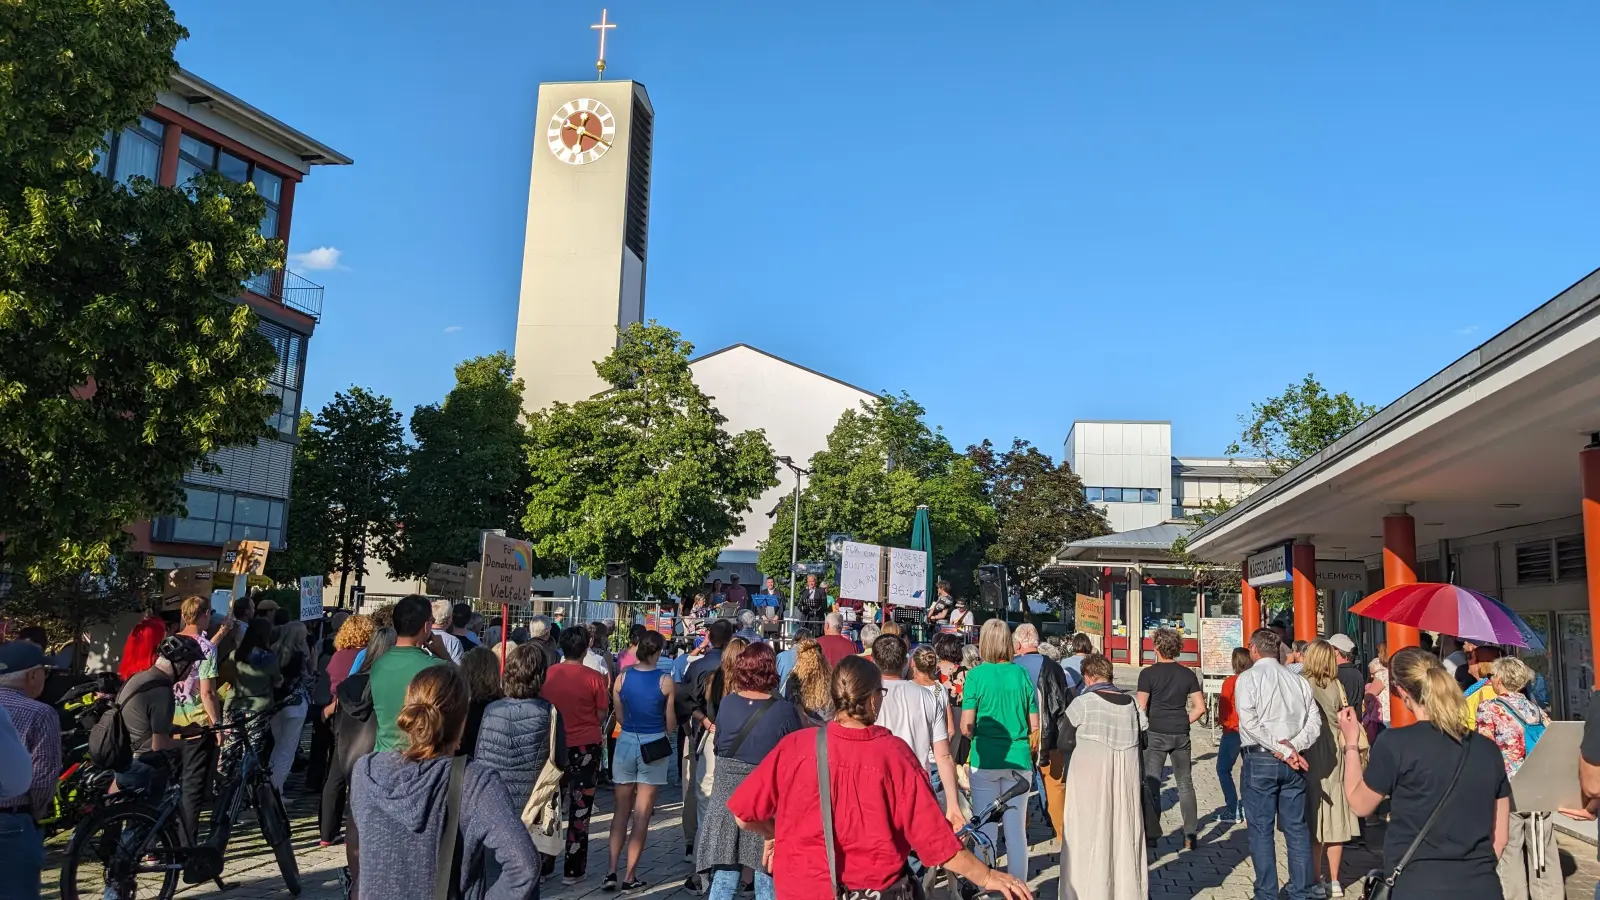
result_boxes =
[1475,656,1557,900]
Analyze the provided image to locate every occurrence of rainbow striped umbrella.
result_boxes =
[1348,583,1544,650]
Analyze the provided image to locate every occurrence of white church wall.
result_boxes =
[689,345,877,554]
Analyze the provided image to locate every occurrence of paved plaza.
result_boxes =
[42,727,1600,900]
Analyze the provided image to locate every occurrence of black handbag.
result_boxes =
[640,736,672,764]
[1360,738,1473,900]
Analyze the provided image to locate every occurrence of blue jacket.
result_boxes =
[473,697,567,810]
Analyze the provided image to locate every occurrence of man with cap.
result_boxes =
[0,640,60,899]
[1328,634,1365,709]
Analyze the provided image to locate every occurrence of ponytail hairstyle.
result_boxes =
[1389,646,1469,740]
[397,665,470,761]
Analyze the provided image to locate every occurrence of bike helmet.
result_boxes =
[157,635,205,667]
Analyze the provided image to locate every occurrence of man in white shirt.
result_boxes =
[870,635,963,828]
[1234,628,1319,900]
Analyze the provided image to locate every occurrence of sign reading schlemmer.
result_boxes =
[479,535,534,607]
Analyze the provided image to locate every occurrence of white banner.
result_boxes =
[298,576,324,621]
[887,548,930,608]
[838,541,882,604]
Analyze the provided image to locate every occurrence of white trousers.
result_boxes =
[969,767,1031,882]
[267,701,308,793]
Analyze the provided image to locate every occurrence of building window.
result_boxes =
[1084,487,1161,504]
[157,486,284,548]
[259,321,307,438]
[93,116,165,186]
[176,134,285,238]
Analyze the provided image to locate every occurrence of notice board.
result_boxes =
[1199,617,1244,676]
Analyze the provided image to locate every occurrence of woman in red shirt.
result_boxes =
[727,657,1029,900]
[1216,647,1251,823]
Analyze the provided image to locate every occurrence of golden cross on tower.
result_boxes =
[591,9,617,80]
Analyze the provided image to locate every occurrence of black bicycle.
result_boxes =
[919,773,1032,900]
[58,701,302,899]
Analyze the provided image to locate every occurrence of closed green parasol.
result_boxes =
[910,504,934,607]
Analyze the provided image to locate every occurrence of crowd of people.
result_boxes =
[0,586,1590,900]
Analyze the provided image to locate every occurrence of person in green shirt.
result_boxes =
[370,595,447,753]
[960,619,1038,883]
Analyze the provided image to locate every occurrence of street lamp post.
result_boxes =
[776,456,810,632]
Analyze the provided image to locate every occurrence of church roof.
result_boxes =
[689,343,879,399]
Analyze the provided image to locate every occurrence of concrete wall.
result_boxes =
[1065,421,1172,532]
[514,81,651,412]
[689,347,876,551]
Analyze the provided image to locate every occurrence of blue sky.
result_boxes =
[170,1,1600,459]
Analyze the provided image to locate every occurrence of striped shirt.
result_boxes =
[0,687,60,817]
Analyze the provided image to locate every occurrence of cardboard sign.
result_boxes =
[479,534,534,607]
[887,548,930,608]
[219,540,270,576]
[299,575,324,621]
[466,562,482,599]
[426,563,470,600]
[1074,593,1105,636]
[839,541,882,604]
[164,565,216,599]
[1199,617,1244,677]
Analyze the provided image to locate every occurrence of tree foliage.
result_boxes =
[264,412,336,585]
[1,556,151,668]
[757,394,994,592]
[524,323,777,599]
[387,353,531,579]
[1227,374,1379,475]
[0,0,284,581]
[968,439,1110,611]
[281,389,406,600]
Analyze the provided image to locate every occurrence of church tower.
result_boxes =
[513,69,653,412]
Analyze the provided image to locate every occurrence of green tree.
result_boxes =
[1227,374,1379,475]
[757,394,995,593]
[0,557,150,671]
[264,412,337,585]
[968,439,1111,613]
[0,1,284,581]
[524,323,777,599]
[287,388,406,603]
[387,353,531,579]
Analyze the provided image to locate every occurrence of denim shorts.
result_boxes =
[613,731,669,786]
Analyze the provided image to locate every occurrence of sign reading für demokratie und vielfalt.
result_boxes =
[479,534,534,607]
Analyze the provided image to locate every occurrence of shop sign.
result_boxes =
[1315,560,1368,591]
[1246,545,1293,587]
[1074,593,1105,636]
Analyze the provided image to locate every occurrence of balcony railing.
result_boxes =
[244,268,324,321]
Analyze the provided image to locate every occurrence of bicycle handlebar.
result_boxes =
[202,699,294,734]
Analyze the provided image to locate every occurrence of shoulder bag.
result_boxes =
[521,707,567,856]
[619,669,674,764]
[720,697,776,759]
[434,755,468,900]
[1359,737,1473,900]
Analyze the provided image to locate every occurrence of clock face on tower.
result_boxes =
[547,99,617,165]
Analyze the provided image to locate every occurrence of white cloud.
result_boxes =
[289,246,344,271]
[1455,325,1480,337]
[443,325,464,334]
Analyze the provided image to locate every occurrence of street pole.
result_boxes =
[777,457,809,636]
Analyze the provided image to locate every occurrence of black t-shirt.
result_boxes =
[119,668,175,756]
[1136,662,1200,735]
[1363,723,1508,897]
[1336,663,1365,710]
[713,694,803,765]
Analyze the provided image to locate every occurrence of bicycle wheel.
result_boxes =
[256,781,301,897]
[60,803,181,900]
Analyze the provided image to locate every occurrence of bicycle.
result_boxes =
[919,772,1032,900]
[41,673,121,836]
[58,701,302,899]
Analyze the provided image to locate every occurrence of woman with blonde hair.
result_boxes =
[960,618,1038,883]
[781,638,833,726]
[1299,640,1360,896]
[1338,647,1510,899]
[351,665,539,900]
[327,614,374,697]
[1477,656,1557,900]
[268,619,313,793]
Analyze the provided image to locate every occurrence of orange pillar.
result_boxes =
[1582,438,1600,688]
[1383,510,1420,726]
[1240,563,1260,634]
[1292,542,1317,642]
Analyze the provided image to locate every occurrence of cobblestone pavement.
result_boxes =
[43,732,1600,899]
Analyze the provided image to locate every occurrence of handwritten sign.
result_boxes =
[839,541,882,604]
[887,548,929,608]
[1199,617,1244,677]
[299,575,324,622]
[479,534,534,607]
[1074,593,1105,636]
[219,540,269,576]
[426,563,469,600]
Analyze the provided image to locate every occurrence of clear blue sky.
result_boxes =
[170,0,1600,459]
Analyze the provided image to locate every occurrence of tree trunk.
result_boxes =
[338,565,349,607]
